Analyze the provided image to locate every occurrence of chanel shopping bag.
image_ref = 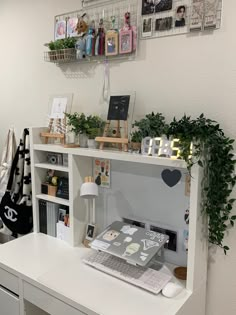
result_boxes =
[0,129,33,234]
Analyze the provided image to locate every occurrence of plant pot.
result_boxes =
[131,142,141,152]
[87,139,98,149]
[79,134,88,148]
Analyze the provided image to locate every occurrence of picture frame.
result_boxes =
[105,31,118,56]
[55,19,66,40]
[58,208,67,222]
[85,223,97,241]
[119,30,133,54]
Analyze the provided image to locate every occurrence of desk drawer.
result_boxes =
[0,286,20,315]
[24,282,86,315]
[0,267,19,295]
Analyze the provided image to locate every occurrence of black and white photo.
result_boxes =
[142,18,152,37]
[58,208,66,222]
[85,224,96,240]
[155,17,173,31]
[142,0,173,15]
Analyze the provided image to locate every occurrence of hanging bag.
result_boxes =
[0,129,33,234]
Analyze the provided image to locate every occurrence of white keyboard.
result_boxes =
[83,251,172,294]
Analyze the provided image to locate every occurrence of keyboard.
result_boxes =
[83,251,172,294]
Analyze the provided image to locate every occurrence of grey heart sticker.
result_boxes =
[161,169,182,187]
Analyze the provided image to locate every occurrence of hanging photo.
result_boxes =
[119,30,133,54]
[105,31,118,56]
[142,0,173,15]
[155,17,173,31]
[142,17,152,37]
[94,159,110,188]
[175,5,187,27]
[67,17,78,37]
[190,0,204,31]
[204,0,219,30]
[55,20,66,40]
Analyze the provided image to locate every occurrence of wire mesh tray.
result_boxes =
[44,48,76,63]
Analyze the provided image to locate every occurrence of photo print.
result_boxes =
[155,17,173,31]
[119,31,133,54]
[142,0,173,15]
[105,31,118,56]
[175,5,187,27]
[67,17,78,37]
[55,20,66,40]
[142,17,153,37]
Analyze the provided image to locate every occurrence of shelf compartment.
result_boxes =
[36,194,69,207]
[34,163,69,172]
[34,144,187,169]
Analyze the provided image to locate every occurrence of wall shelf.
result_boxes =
[35,194,69,207]
[34,144,187,169]
[35,163,69,172]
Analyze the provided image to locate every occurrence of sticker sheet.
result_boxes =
[94,159,110,188]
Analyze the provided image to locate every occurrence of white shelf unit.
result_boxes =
[30,127,208,315]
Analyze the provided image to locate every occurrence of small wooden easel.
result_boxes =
[95,120,128,152]
[40,118,65,145]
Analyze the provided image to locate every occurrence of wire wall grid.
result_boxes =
[140,0,222,40]
[46,0,139,64]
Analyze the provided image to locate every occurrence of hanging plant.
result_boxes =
[167,114,236,254]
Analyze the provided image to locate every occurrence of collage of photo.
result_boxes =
[142,0,187,37]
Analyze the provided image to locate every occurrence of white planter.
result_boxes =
[87,139,97,149]
[79,134,88,148]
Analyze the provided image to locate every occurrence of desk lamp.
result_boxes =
[80,177,98,245]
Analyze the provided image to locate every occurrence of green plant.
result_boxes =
[65,112,88,135]
[48,38,77,51]
[167,114,236,254]
[133,112,168,138]
[86,115,105,139]
[130,130,142,143]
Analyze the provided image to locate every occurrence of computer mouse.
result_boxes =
[162,282,183,298]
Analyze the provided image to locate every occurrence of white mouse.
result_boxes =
[162,282,183,298]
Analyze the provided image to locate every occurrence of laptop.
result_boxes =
[90,221,169,267]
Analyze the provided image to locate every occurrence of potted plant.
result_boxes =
[130,130,142,151]
[65,112,89,147]
[47,38,77,62]
[133,112,168,139]
[86,115,105,149]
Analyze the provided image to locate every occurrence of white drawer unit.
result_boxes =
[0,267,19,295]
[23,282,86,315]
[0,286,20,315]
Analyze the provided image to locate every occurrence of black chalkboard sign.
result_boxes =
[107,95,130,121]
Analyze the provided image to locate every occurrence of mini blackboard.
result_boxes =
[107,95,130,121]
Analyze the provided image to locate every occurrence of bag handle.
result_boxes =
[6,146,19,192]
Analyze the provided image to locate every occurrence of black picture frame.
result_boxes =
[107,95,130,121]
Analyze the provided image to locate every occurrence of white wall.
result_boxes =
[0,0,235,314]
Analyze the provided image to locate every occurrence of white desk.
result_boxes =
[0,233,192,315]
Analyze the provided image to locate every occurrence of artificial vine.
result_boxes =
[133,113,236,253]
[167,114,236,254]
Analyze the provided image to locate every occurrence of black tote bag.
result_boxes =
[0,133,33,234]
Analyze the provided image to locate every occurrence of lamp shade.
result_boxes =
[80,182,98,199]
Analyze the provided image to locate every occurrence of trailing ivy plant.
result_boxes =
[167,114,236,254]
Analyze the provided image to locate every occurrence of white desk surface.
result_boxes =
[0,233,191,315]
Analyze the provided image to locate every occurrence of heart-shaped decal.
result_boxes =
[161,169,182,187]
